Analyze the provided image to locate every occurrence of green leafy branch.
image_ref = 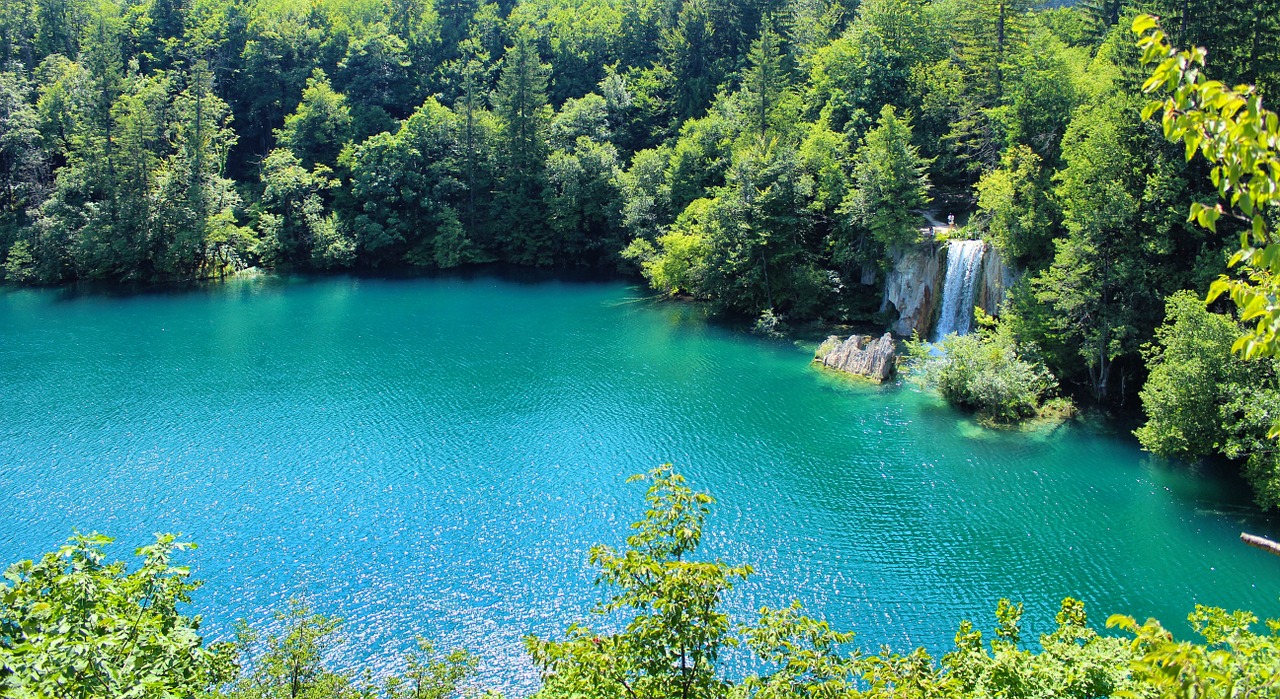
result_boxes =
[1132,16,1280,438]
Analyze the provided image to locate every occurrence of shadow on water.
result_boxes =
[30,263,639,304]
[1146,453,1280,535]
[899,383,1280,538]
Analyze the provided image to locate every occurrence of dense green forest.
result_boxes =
[1,0,1278,502]
[2,466,1278,698]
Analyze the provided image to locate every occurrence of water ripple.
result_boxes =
[1,276,1277,697]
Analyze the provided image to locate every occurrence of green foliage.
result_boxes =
[1033,95,1144,402]
[526,467,1189,699]
[3,239,37,282]
[526,464,752,698]
[974,144,1056,267]
[741,20,790,142]
[382,639,485,699]
[1108,606,1280,699]
[256,148,350,269]
[1135,291,1280,509]
[21,56,251,283]
[621,198,710,296]
[341,96,489,267]
[904,313,1059,423]
[492,25,552,265]
[617,145,672,242]
[543,135,623,264]
[840,104,932,256]
[0,70,44,230]
[220,598,486,699]
[752,307,783,337]
[1133,16,1280,430]
[953,0,1030,102]
[999,26,1083,165]
[224,600,351,699]
[806,0,939,137]
[0,532,234,698]
[526,466,861,698]
[277,69,353,170]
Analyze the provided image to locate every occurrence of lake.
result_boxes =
[1,272,1277,694]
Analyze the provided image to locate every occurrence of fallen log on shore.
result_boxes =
[1241,532,1280,557]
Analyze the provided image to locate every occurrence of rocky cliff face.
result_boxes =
[814,333,897,381]
[880,244,941,336]
[976,243,1015,316]
[879,240,1017,337]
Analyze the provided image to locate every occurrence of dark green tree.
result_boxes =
[742,19,788,141]
[0,70,45,233]
[492,25,551,264]
[661,0,722,124]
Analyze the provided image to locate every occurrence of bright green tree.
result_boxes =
[526,465,750,698]
[839,104,931,256]
[975,144,1056,267]
[277,69,353,171]
[1133,15,1280,401]
[0,533,234,698]
[222,599,354,699]
[903,312,1060,424]
[1135,291,1280,509]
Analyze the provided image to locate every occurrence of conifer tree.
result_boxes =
[492,25,551,264]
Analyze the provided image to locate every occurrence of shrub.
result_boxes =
[905,314,1059,423]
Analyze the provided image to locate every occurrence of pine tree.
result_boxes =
[1078,0,1123,42]
[454,38,491,242]
[954,0,1030,102]
[662,0,720,123]
[492,26,551,264]
[743,19,788,141]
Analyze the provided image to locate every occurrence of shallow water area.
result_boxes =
[1,272,1277,695]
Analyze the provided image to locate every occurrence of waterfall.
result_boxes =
[932,240,986,341]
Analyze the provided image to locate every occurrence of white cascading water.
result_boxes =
[932,239,986,341]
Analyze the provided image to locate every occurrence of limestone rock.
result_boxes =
[815,332,896,381]
[976,243,1016,317]
[880,245,942,336]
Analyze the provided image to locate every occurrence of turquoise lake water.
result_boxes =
[1,272,1278,693]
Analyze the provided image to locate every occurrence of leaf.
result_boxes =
[1132,14,1157,34]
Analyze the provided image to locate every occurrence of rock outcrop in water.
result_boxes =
[815,333,897,381]
[880,246,941,336]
